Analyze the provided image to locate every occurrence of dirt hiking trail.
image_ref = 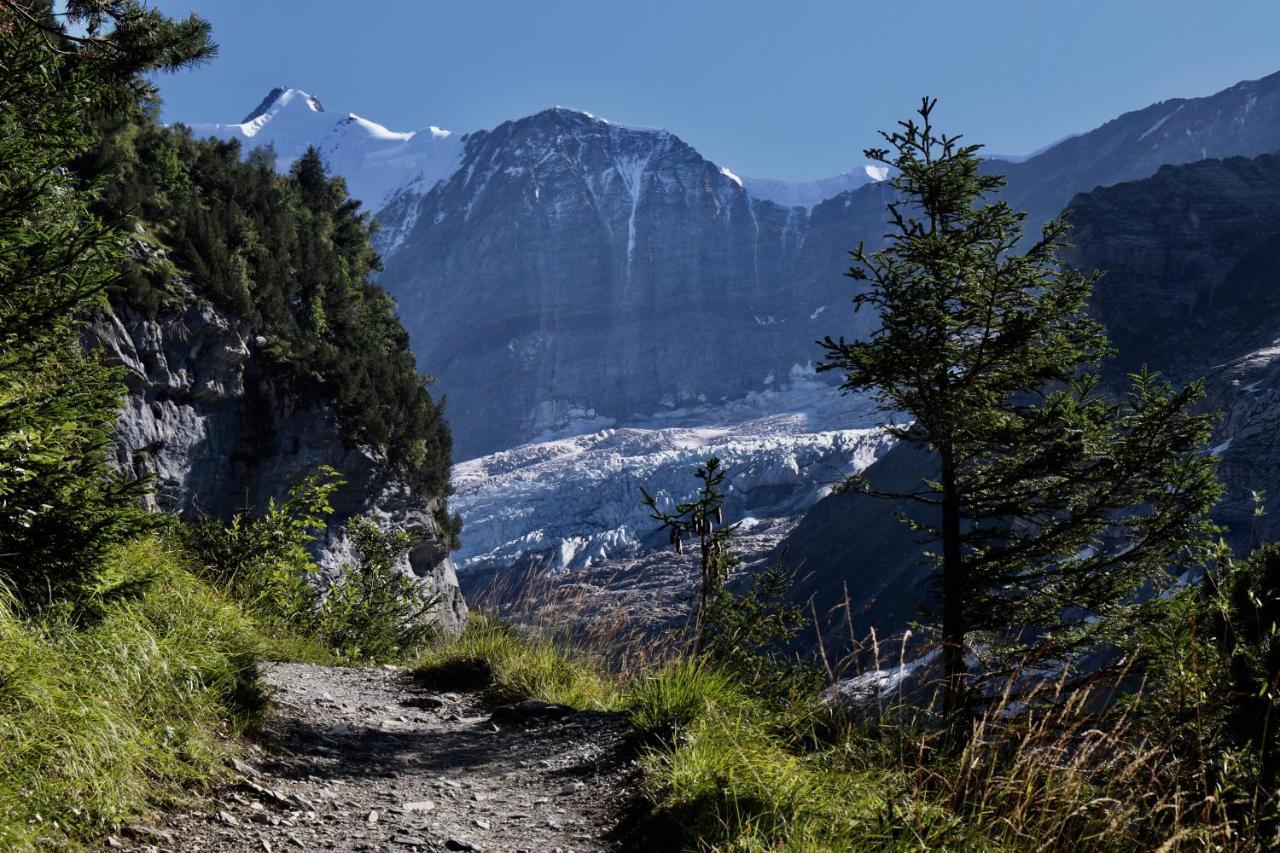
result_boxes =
[111,662,637,853]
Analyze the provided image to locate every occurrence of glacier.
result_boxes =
[451,366,896,575]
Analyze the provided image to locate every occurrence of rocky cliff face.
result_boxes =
[375,107,891,458]
[85,285,467,633]
[1066,152,1280,551]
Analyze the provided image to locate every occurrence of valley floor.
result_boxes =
[112,663,635,853]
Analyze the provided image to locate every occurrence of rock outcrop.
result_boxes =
[1066,152,1280,552]
[85,286,467,633]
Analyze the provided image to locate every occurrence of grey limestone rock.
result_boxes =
[85,286,467,634]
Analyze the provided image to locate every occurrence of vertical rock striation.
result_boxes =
[375,107,890,458]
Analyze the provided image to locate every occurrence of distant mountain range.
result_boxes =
[190,87,885,220]
[187,71,1280,604]
[191,69,1280,461]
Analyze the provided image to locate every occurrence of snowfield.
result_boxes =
[188,87,465,211]
[451,369,896,574]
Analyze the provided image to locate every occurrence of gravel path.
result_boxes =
[110,662,637,853]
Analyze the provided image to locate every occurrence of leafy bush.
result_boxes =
[315,516,441,663]
[186,469,450,665]
[1137,540,1280,844]
[183,467,341,632]
[1205,542,1280,798]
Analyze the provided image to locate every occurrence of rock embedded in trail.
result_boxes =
[490,700,576,723]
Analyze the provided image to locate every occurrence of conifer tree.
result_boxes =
[819,99,1222,716]
[642,458,737,655]
[0,1,212,606]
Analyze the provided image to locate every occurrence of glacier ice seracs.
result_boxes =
[450,367,897,574]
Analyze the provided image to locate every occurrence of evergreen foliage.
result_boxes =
[698,564,810,692]
[818,99,1223,716]
[1205,543,1280,799]
[1141,538,1280,838]
[642,458,737,655]
[643,459,808,687]
[88,126,453,499]
[0,1,212,607]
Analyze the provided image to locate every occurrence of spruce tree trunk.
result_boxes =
[940,451,967,719]
[694,534,709,655]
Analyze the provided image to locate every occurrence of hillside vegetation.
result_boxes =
[89,121,453,499]
[0,2,460,847]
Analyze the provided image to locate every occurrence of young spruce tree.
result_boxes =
[819,99,1222,716]
[642,458,736,656]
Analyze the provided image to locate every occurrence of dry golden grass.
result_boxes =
[447,566,1273,850]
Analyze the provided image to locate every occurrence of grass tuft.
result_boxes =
[626,657,742,742]
[414,616,621,710]
[0,536,263,849]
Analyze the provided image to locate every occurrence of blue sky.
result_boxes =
[151,0,1280,181]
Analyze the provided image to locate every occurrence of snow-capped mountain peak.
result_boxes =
[188,88,465,211]
[240,85,322,125]
[739,166,888,210]
[188,89,886,220]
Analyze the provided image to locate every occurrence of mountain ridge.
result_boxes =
[188,87,889,216]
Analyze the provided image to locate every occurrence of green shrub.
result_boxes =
[183,467,341,631]
[186,473,451,665]
[1206,542,1280,803]
[1138,540,1280,844]
[315,516,442,663]
[0,536,261,849]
